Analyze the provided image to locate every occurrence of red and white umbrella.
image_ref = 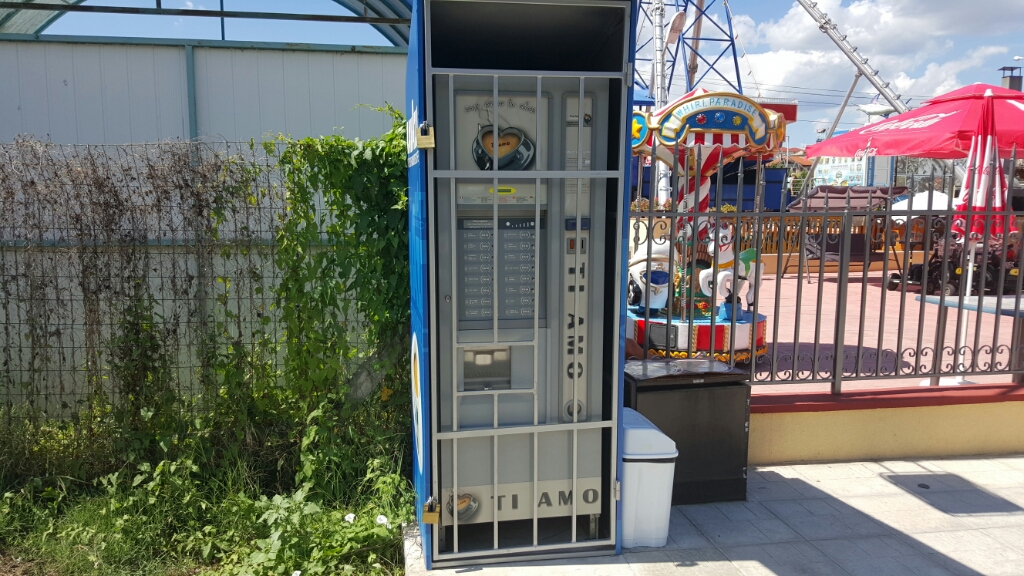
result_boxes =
[805,83,1024,160]
[950,89,1017,242]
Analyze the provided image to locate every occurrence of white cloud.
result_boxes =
[636,0,1018,145]
[735,0,1015,96]
[751,0,1024,56]
[716,0,1020,145]
[890,46,1009,99]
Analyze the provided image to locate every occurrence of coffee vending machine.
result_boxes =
[407,0,638,568]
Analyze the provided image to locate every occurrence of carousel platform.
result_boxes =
[627,306,768,363]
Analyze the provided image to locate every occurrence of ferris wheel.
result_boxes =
[634,0,745,105]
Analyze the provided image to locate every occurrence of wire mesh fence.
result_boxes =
[0,139,370,423]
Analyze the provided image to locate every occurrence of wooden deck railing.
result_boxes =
[630,216,862,261]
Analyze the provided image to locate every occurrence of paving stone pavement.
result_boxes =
[405,455,1024,575]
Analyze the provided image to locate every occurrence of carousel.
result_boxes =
[627,88,786,362]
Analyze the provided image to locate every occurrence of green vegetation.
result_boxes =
[0,108,413,575]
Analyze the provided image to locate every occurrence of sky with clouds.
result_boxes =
[722,0,1024,146]
[44,0,1024,147]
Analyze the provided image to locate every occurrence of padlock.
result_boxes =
[416,121,436,149]
[422,496,440,525]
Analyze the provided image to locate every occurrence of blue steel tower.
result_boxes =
[634,0,744,102]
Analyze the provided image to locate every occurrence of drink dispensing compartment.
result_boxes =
[406,0,637,568]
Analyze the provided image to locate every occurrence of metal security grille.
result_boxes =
[426,70,626,563]
[628,145,1024,392]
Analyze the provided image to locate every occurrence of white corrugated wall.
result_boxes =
[0,39,407,144]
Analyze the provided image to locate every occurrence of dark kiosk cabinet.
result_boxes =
[623,360,750,505]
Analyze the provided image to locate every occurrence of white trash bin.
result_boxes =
[621,407,678,548]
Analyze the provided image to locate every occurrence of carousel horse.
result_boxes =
[698,222,764,318]
[627,238,676,312]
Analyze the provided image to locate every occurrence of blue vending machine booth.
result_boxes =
[406,0,638,568]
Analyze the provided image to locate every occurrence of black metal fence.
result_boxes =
[628,148,1024,392]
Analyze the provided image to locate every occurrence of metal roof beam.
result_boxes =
[0,2,410,25]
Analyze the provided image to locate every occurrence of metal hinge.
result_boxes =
[742,466,748,479]
[614,480,621,501]
[745,422,749,433]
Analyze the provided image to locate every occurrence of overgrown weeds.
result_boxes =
[0,108,412,575]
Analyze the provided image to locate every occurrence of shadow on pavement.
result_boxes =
[883,472,1024,516]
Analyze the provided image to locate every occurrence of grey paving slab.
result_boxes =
[797,498,843,516]
[760,500,816,520]
[745,480,807,502]
[867,460,939,474]
[812,536,920,562]
[662,548,740,575]
[982,525,1024,552]
[730,558,851,576]
[926,458,1014,474]
[840,512,896,537]
[712,502,776,522]
[693,520,773,547]
[667,509,715,550]
[799,476,909,499]
[748,518,803,543]
[751,465,807,481]
[926,545,1024,576]
[954,469,1024,489]
[881,472,979,493]
[623,550,680,576]
[835,555,928,576]
[891,554,958,576]
[900,529,1005,555]
[667,527,715,550]
[796,463,877,481]
[679,503,733,525]
[811,538,875,562]
[719,542,832,566]
[984,486,1024,508]
[884,513,976,535]
[490,555,633,576]
[404,456,1024,576]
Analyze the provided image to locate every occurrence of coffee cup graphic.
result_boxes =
[472,125,535,171]
[446,493,480,522]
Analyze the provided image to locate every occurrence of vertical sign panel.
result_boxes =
[406,0,433,567]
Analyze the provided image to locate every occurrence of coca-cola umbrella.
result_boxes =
[806,83,1024,158]
[804,83,1024,160]
[949,89,1018,381]
[950,90,1017,242]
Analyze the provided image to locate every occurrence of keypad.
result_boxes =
[457,217,544,322]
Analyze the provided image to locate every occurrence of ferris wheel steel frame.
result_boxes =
[634,0,743,101]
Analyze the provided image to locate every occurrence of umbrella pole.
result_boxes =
[955,241,977,384]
